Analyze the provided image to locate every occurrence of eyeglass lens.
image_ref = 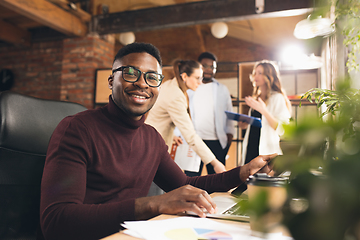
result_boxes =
[122,67,162,87]
[202,64,216,70]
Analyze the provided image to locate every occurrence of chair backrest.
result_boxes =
[0,91,87,239]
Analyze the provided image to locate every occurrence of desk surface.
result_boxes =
[101,192,250,240]
[101,192,291,240]
[101,214,250,240]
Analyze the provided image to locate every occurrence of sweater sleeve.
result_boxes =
[154,150,242,194]
[167,93,216,165]
[40,117,137,240]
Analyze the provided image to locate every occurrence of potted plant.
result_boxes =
[236,1,360,238]
[275,77,360,240]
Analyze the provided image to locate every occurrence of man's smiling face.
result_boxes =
[108,52,161,120]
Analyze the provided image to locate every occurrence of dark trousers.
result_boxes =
[184,140,230,177]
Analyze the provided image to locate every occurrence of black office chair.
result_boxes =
[0,91,87,240]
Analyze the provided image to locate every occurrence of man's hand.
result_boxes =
[134,185,217,220]
[239,154,277,182]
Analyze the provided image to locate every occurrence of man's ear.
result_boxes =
[108,74,113,89]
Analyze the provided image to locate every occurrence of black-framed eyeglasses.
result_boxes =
[112,66,164,87]
[202,64,216,70]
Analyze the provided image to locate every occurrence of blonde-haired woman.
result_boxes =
[240,60,291,165]
[146,60,226,175]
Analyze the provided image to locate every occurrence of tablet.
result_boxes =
[225,111,262,128]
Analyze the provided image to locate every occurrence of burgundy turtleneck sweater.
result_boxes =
[39,96,242,240]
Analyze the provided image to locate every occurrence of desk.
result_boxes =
[101,192,291,240]
[101,214,250,240]
[101,192,251,240]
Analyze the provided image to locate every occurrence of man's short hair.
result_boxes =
[198,52,217,62]
[114,42,162,67]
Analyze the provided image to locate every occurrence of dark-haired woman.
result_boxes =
[146,60,226,174]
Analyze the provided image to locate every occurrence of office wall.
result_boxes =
[0,25,273,109]
[0,34,114,109]
[0,40,63,100]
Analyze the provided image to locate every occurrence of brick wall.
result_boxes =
[0,41,63,100]
[0,34,115,109]
[0,27,272,109]
[61,35,115,108]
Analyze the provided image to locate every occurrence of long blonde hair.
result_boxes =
[250,60,292,113]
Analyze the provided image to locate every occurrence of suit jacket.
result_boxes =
[146,78,215,165]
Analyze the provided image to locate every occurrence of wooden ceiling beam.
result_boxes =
[0,19,31,46]
[0,0,88,37]
[47,0,91,22]
[92,0,312,35]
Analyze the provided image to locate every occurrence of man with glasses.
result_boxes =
[39,43,274,240]
[185,52,235,176]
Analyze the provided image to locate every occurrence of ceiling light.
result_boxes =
[119,32,135,45]
[279,45,322,70]
[281,53,323,70]
[294,16,335,39]
[211,22,228,39]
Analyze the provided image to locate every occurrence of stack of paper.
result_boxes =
[121,216,293,240]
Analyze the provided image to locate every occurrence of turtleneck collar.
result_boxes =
[104,95,146,129]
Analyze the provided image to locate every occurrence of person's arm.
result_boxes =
[133,154,276,220]
[167,94,225,173]
[173,135,183,146]
[238,154,276,182]
[270,94,292,127]
[134,185,216,219]
[245,96,278,130]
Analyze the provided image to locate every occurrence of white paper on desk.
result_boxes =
[122,216,250,240]
[122,216,294,240]
[173,142,201,172]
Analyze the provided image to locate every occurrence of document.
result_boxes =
[122,216,293,240]
[122,216,248,240]
[170,142,201,172]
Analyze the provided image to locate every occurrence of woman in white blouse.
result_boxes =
[239,60,292,165]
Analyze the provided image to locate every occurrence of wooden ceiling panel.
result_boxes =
[0,0,88,47]
[0,19,31,46]
[0,0,313,51]
[92,0,311,35]
[228,14,308,49]
[0,5,19,19]
[3,15,42,29]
